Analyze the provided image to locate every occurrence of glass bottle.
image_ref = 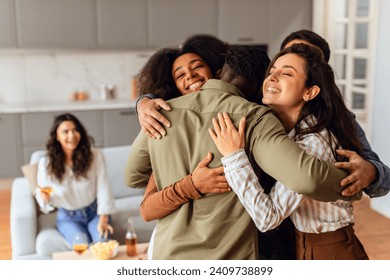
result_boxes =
[125,217,137,256]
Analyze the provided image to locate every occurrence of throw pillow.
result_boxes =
[21,163,38,194]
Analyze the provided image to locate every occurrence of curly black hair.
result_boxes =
[224,46,270,103]
[136,34,230,100]
[46,113,93,182]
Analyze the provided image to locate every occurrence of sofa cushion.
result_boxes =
[102,145,145,199]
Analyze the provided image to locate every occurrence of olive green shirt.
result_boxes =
[125,79,352,259]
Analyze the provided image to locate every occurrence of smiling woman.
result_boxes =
[35,113,116,247]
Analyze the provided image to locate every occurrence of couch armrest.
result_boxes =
[10,178,38,259]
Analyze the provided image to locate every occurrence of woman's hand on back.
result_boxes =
[209,112,246,156]
[191,152,230,194]
[137,98,172,139]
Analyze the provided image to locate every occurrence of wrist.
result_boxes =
[135,93,156,114]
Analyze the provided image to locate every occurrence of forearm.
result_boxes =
[222,149,303,232]
[125,132,152,188]
[251,114,351,202]
[354,118,390,197]
[364,160,390,197]
[140,174,202,221]
[135,93,156,115]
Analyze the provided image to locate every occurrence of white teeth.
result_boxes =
[188,81,202,91]
[266,87,279,93]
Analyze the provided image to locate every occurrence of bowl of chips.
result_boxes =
[90,239,119,260]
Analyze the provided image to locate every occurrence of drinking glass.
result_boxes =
[72,232,88,255]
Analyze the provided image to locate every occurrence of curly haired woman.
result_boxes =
[36,113,115,246]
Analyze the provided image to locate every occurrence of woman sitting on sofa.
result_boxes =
[36,113,116,245]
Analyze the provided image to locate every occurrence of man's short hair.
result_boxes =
[225,46,270,81]
[280,29,331,62]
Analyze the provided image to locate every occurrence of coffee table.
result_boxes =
[52,242,149,260]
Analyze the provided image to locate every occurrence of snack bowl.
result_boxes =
[90,239,119,260]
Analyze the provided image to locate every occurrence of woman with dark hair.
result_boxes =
[210,43,368,259]
[36,113,115,246]
[136,34,230,139]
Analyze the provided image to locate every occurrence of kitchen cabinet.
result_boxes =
[96,0,148,48]
[20,110,103,164]
[102,108,140,147]
[0,114,22,178]
[218,0,270,45]
[0,0,15,48]
[2,0,312,50]
[268,0,312,56]
[147,0,219,47]
[15,0,96,48]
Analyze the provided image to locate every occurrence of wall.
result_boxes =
[370,0,390,218]
[0,49,154,103]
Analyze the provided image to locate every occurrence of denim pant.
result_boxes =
[57,200,105,246]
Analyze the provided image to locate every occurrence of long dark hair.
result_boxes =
[46,113,93,181]
[267,43,362,159]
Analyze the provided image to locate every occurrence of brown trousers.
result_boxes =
[295,224,369,260]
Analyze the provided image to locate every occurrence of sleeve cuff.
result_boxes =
[221,149,250,172]
[135,93,156,115]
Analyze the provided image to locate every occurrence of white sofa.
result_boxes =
[10,145,156,260]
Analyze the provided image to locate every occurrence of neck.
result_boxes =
[274,110,299,133]
[63,149,73,166]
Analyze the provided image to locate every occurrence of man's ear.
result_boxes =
[216,68,222,79]
[303,85,320,102]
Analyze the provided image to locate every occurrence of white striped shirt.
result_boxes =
[221,117,354,234]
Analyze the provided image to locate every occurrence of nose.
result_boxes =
[185,69,196,80]
[268,71,278,82]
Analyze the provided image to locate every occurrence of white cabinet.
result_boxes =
[0,0,15,48]
[268,0,313,56]
[0,114,22,177]
[96,0,148,48]
[102,108,140,147]
[147,0,219,47]
[218,0,312,56]
[218,0,270,45]
[15,0,96,48]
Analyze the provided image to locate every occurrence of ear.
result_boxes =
[215,68,222,79]
[303,85,320,102]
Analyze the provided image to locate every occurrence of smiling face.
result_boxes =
[56,120,81,155]
[171,53,213,95]
[262,53,310,122]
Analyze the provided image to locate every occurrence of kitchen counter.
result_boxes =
[0,98,137,114]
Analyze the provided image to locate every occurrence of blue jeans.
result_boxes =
[57,200,109,246]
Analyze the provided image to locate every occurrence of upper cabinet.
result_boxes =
[0,0,15,48]
[96,0,148,49]
[218,0,270,45]
[2,0,312,50]
[147,0,219,47]
[15,0,96,48]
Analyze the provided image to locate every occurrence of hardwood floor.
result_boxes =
[0,182,389,260]
[0,187,12,260]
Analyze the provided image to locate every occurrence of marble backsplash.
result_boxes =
[0,49,155,103]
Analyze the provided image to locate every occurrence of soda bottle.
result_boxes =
[125,217,137,256]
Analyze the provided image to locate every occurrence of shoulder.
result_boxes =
[91,147,104,160]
